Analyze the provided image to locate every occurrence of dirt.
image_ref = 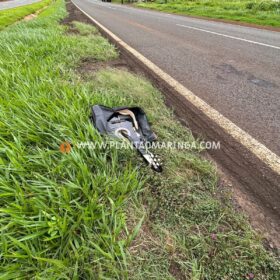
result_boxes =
[63,0,280,252]
[77,57,130,74]
[24,13,37,21]
[214,161,280,251]
[169,260,186,280]
[61,1,94,26]
[23,6,48,21]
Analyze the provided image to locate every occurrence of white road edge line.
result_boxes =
[72,1,280,175]
[176,23,280,50]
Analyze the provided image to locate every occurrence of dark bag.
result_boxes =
[90,105,156,142]
[90,105,162,172]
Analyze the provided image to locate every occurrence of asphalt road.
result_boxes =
[73,0,280,156]
[0,0,40,10]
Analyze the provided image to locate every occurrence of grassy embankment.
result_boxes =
[0,0,279,278]
[0,0,51,30]
[136,0,280,27]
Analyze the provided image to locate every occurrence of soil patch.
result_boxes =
[169,260,186,280]
[24,13,37,21]
[78,56,132,74]
[24,6,48,21]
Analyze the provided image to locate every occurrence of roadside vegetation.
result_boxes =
[137,0,280,27]
[0,0,279,278]
[0,0,51,30]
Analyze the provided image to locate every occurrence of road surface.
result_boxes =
[0,0,40,10]
[73,0,280,156]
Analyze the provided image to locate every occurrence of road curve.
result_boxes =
[73,0,280,156]
[0,0,41,10]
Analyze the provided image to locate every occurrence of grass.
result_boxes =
[136,0,280,27]
[0,0,51,30]
[0,0,279,278]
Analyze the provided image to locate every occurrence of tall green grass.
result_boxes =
[0,0,138,278]
[0,0,52,30]
[137,0,280,27]
[0,0,279,278]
